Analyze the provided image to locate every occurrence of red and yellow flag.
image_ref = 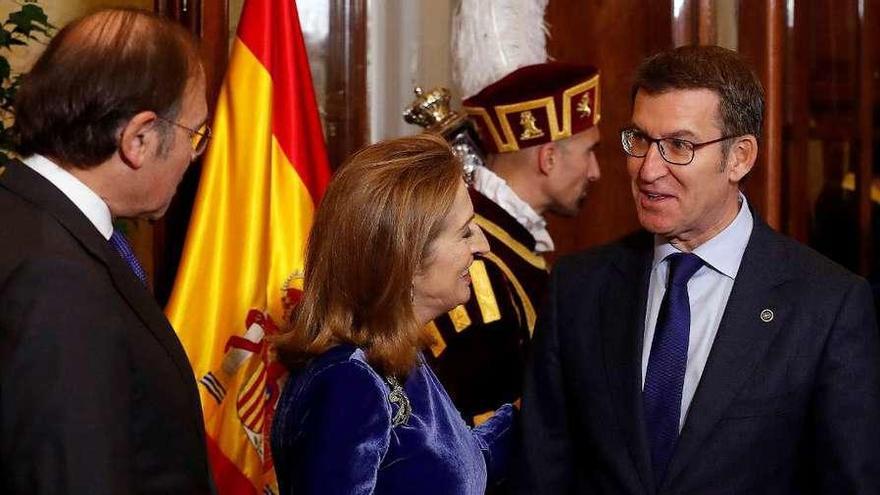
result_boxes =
[166,0,331,492]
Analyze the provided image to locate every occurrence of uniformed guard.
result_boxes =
[425,62,603,425]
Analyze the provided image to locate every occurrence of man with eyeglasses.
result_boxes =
[0,9,215,494]
[518,45,880,494]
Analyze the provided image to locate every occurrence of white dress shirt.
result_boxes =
[472,166,554,252]
[641,193,753,430]
[22,154,113,240]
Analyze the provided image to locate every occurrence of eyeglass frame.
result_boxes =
[619,127,739,166]
[156,116,212,157]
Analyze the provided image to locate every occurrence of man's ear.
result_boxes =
[118,111,159,169]
[726,135,758,183]
[537,142,558,176]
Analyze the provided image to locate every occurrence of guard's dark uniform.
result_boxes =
[427,188,549,424]
[420,62,601,427]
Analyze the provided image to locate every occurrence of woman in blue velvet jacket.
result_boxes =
[271,134,516,495]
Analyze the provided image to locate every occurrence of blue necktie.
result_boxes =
[108,229,148,286]
[643,252,703,484]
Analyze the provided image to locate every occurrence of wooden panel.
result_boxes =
[672,0,716,47]
[738,0,784,229]
[154,0,228,108]
[792,0,870,275]
[152,0,229,304]
[784,0,810,242]
[857,0,876,274]
[545,0,673,256]
[763,0,784,229]
[698,0,717,44]
[326,0,367,169]
[673,0,698,46]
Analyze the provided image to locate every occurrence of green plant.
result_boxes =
[0,0,53,161]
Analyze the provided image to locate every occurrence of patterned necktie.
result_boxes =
[643,252,703,484]
[108,229,148,286]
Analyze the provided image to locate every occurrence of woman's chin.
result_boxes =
[451,287,472,309]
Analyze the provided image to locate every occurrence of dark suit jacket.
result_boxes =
[517,218,880,494]
[0,161,214,494]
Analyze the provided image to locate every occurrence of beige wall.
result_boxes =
[227,0,454,143]
[368,0,454,142]
[0,0,151,74]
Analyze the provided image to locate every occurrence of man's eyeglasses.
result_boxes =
[620,128,736,165]
[157,116,212,157]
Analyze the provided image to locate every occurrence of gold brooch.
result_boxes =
[387,376,411,427]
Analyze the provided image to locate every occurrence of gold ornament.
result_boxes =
[577,92,592,118]
[519,111,545,140]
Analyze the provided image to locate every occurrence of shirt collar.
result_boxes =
[652,193,753,279]
[22,154,114,240]
[472,166,554,252]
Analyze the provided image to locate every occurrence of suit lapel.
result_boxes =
[602,234,656,495]
[0,161,198,393]
[661,220,790,490]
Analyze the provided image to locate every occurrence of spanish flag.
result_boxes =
[165,0,331,492]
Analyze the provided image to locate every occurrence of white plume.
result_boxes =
[452,0,550,99]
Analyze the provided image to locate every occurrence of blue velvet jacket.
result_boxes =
[271,344,516,494]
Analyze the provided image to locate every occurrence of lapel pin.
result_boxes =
[760,309,774,322]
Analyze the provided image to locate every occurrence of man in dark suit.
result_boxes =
[518,45,880,494]
[0,9,215,494]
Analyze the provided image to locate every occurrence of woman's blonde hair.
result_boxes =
[275,133,462,377]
